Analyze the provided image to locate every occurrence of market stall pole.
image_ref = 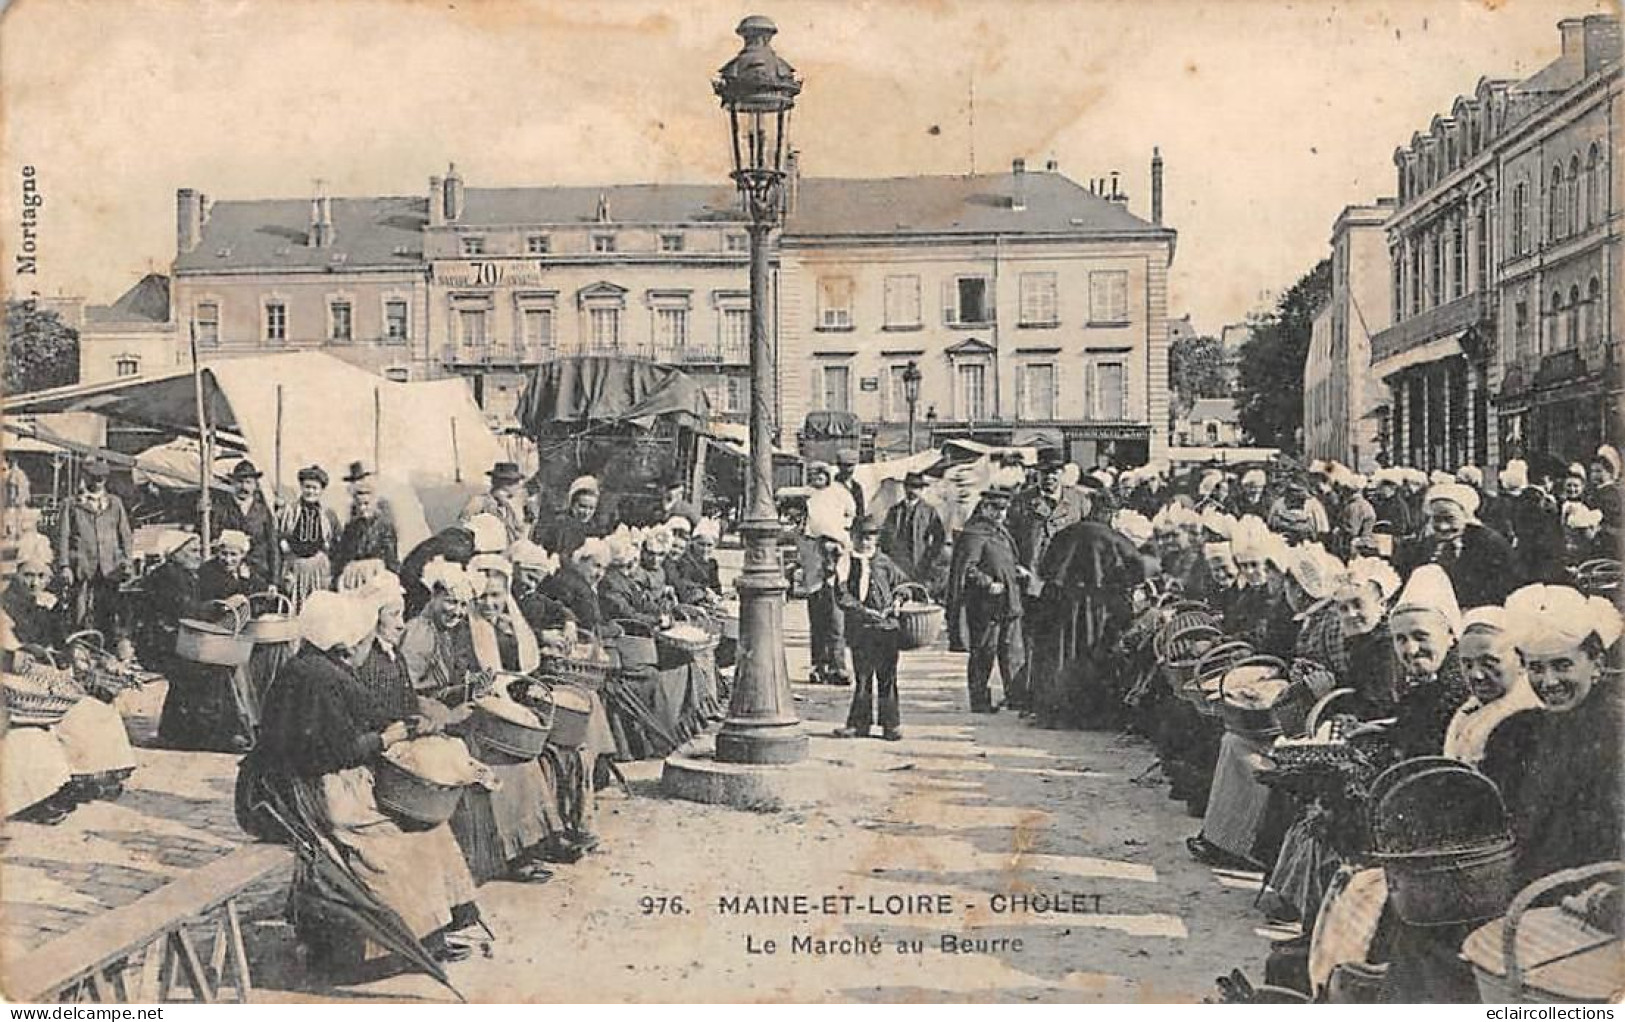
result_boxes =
[709,16,806,766]
[190,321,212,552]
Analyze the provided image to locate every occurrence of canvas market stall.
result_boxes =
[4,352,506,553]
[513,356,712,523]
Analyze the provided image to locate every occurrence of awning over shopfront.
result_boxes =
[1372,331,1466,381]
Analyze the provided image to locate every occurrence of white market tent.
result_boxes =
[4,352,507,550]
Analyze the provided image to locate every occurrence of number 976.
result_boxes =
[639,895,687,916]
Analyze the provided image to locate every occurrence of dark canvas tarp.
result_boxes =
[515,356,710,435]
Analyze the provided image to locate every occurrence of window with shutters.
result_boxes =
[945,276,991,326]
[1018,272,1058,328]
[725,376,747,415]
[883,275,921,330]
[821,364,851,412]
[589,307,620,350]
[329,299,353,343]
[523,308,554,349]
[384,299,410,342]
[1087,271,1129,325]
[958,363,988,421]
[457,308,488,348]
[817,276,854,330]
[1017,363,1056,421]
[195,302,220,346]
[1093,361,1126,420]
[721,307,750,359]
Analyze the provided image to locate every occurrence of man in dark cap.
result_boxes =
[835,448,866,524]
[833,515,909,741]
[461,460,527,546]
[210,460,280,582]
[947,485,1026,713]
[880,471,947,590]
[57,457,133,634]
[1006,450,1088,713]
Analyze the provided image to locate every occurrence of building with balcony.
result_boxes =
[1304,202,1394,470]
[780,156,1177,467]
[169,154,1176,458]
[1372,14,1619,476]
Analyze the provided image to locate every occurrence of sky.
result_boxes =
[0,0,1608,334]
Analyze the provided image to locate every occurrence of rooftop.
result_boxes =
[1186,397,1239,423]
[85,273,170,325]
[176,171,1171,273]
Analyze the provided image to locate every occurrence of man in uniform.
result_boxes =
[947,485,1025,713]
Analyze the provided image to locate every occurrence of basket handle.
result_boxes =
[1304,687,1356,735]
[250,590,293,616]
[1503,860,1625,995]
[64,629,106,653]
[207,599,250,635]
[893,582,932,605]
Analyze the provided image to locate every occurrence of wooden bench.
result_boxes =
[4,843,293,1004]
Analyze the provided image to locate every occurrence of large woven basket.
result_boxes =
[2,682,78,727]
[176,601,254,667]
[1373,761,1517,925]
[657,608,720,658]
[1463,861,1625,1004]
[894,583,944,650]
[373,758,466,828]
[467,691,554,764]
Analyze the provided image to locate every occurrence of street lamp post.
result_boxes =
[712,16,806,765]
[903,360,922,455]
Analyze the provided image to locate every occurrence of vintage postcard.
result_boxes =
[0,0,1621,1006]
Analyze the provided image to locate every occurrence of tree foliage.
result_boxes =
[1168,333,1229,416]
[5,300,79,395]
[1234,259,1331,452]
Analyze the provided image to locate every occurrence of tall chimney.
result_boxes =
[1558,17,1586,62]
[443,163,464,223]
[176,188,203,254]
[308,188,334,248]
[429,175,444,227]
[1011,157,1027,211]
[1151,146,1164,225]
[1045,157,1059,173]
[1109,170,1123,202]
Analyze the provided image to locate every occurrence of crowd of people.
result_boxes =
[2,455,731,979]
[923,443,1621,1003]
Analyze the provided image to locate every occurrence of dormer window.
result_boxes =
[592,234,617,254]
[527,234,551,255]
[461,236,485,256]
[659,233,685,253]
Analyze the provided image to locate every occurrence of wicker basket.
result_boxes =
[1157,619,1224,696]
[2,681,79,726]
[373,758,466,827]
[467,691,554,763]
[176,601,254,667]
[657,611,721,658]
[545,683,594,750]
[537,648,614,691]
[63,630,144,700]
[1383,840,1518,926]
[611,619,660,671]
[1189,639,1255,714]
[242,591,300,645]
[1463,861,1625,1004]
[1216,656,1290,739]
[894,583,944,651]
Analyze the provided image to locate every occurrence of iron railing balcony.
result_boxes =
[1371,291,1494,364]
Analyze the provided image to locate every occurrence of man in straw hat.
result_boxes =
[947,484,1026,714]
[55,456,133,635]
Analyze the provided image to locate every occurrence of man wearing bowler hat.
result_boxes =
[462,460,528,546]
[880,471,946,590]
[210,460,280,583]
[946,485,1026,713]
[57,456,133,635]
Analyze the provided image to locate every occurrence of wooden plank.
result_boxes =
[88,970,113,1002]
[207,918,228,989]
[224,899,253,1003]
[170,930,215,1004]
[7,844,292,1002]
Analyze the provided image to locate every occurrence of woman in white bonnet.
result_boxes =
[1442,605,1543,790]
[1501,583,1623,884]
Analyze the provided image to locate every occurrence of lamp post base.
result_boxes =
[714,516,805,765]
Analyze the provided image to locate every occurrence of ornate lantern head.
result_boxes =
[715,16,800,222]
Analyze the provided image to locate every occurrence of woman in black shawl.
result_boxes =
[1029,505,1146,730]
[254,589,480,970]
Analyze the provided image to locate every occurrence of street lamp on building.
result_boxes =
[903,360,922,454]
[711,15,806,765]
